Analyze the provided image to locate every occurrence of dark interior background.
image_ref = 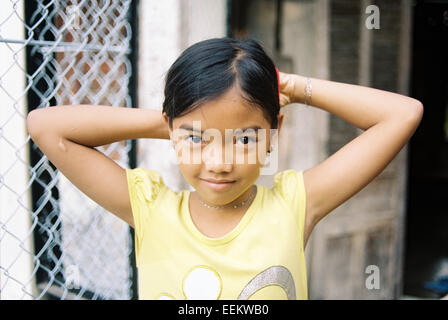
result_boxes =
[404,0,448,298]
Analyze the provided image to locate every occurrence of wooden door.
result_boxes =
[228,0,413,299]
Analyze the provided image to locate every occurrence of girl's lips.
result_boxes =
[200,178,236,191]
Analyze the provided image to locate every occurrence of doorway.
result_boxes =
[404,0,448,299]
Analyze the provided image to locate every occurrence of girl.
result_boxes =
[26,37,423,300]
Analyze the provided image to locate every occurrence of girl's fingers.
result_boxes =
[279,93,290,108]
[278,71,295,107]
[278,71,288,89]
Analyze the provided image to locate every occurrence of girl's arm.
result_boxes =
[279,73,424,248]
[26,105,169,227]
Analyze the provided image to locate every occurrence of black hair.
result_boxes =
[162,37,280,129]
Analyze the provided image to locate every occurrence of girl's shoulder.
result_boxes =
[126,167,168,204]
[272,169,306,208]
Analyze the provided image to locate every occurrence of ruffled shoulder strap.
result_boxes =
[125,168,166,254]
[127,168,165,205]
[273,169,307,246]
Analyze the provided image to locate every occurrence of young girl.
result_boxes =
[26,37,423,300]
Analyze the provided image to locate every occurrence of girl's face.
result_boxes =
[163,86,283,206]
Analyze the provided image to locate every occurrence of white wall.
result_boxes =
[137,0,227,190]
[0,0,37,299]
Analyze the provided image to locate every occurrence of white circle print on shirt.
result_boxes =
[155,265,222,300]
[182,265,223,299]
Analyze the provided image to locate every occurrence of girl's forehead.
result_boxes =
[173,112,269,133]
[177,123,264,135]
[173,89,270,130]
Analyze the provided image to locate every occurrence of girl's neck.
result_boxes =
[188,185,257,238]
[191,185,257,217]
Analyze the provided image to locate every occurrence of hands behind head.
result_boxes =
[278,71,299,108]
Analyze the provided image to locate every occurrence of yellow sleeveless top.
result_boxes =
[125,168,308,300]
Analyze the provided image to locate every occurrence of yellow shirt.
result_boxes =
[125,168,308,300]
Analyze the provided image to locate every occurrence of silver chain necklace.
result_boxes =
[197,185,256,209]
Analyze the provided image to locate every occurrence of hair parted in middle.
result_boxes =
[162,37,280,129]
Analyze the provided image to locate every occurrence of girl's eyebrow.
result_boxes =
[179,124,262,133]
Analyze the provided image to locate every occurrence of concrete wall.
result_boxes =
[0,0,37,299]
[137,0,227,191]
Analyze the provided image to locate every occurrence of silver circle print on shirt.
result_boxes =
[237,265,296,300]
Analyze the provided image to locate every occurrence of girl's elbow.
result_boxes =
[412,98,424,117]
[27,110,41,138]
[404,98,424,123]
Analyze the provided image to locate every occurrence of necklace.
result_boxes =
[197,185,256,209]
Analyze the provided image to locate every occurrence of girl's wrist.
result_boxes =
[291,74,308,105]
[144,109,171,140]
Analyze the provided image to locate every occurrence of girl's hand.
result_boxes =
[278,71,299,108]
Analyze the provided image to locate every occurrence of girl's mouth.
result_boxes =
[199,178,236,191]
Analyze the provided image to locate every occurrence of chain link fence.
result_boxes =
[0,0,137,299]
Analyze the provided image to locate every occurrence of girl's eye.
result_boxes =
[236,136,257,145]
[185,135,203,144]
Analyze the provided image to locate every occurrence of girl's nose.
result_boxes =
[203,145,233,173]
[205,161,233,173]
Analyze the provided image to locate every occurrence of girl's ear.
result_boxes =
[162,112,173,139]
[162,111,169,124]
[277,112,284,134]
